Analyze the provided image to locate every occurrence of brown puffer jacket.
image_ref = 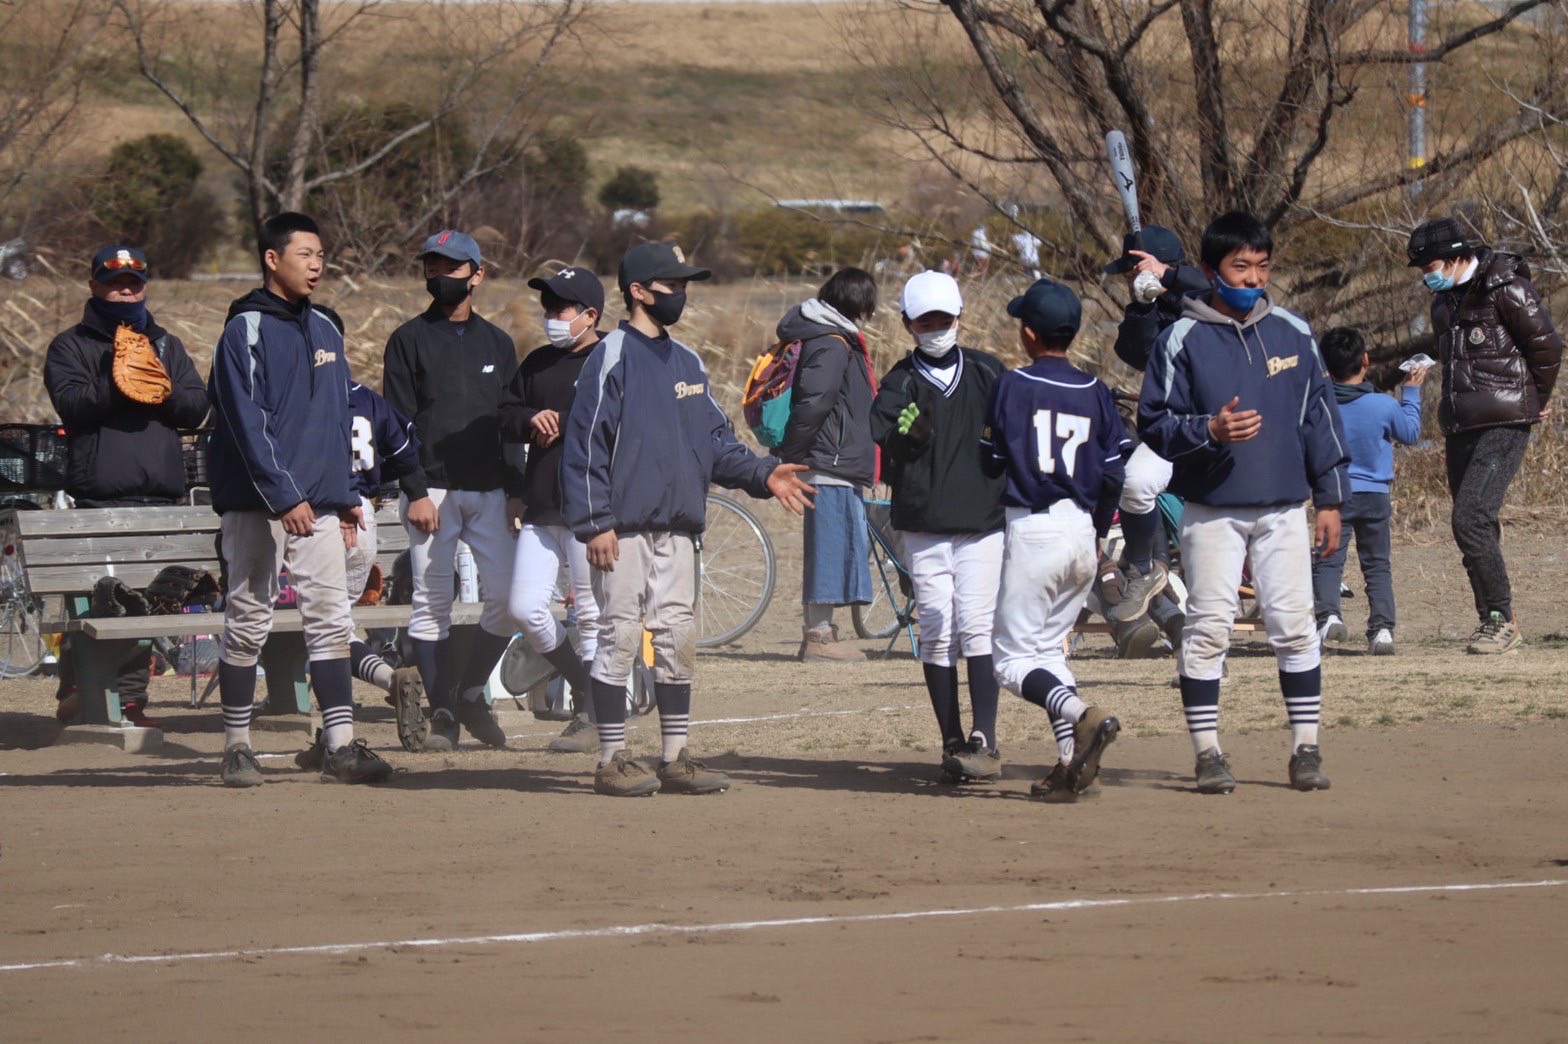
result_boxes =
[1429,250,1562,435]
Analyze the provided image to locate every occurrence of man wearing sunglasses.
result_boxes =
[44,244,210,728]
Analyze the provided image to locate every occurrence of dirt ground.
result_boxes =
[2,526,1566,1041]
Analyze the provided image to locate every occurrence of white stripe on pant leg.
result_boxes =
[904,532,958,667]
[952,530,1004,659]
[991,506,1093,694]
[403,488,457,641]
[1177,503,1252,682]
[457,488,519,636]
[1249,504,1321,673]
[1119,443,1174,515]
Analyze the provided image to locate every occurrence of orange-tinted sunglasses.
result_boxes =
[100,255,147,272]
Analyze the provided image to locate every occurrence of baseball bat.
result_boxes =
[1105,129,1143,251]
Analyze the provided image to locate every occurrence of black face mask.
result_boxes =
[644,288,687,327]
[426,274,473,308]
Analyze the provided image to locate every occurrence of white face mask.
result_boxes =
[544,312,587,349]
[914,325,958,359]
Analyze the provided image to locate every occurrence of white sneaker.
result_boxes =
[1369,628,1395,656]
[1318,614,1347,644]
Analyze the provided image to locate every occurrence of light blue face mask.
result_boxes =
[1212,274,1264,313]
[1423,269,1455,292]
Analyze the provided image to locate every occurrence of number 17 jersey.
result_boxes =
[980,355,1131,515]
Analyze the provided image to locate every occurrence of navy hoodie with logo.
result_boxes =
[207,288,355,515]
[1138,291,1349,509]
[561,322,777,539]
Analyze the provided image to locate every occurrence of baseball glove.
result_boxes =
[112,325,173,405]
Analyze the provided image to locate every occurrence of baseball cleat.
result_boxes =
[1066,710,1119,793]
[1194,748,1237,794]
[1288,743,1331,791]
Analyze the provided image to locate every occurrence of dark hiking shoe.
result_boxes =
[221,744,264,788]
[594,749,661,797]
[940,739,1003,783]
[321,738,394,784]
[657,748,731,795]
[1194,748,1236,795]
[1066,708,1120,793]
[1029,762,1074,801]
[295,729,326,772]
[548,716,598,754]
[456,697,507,748]
[1288,743,1331,791]
[392,667,429,753]
[1466,611,1522,655]
[1109,561,1169,623]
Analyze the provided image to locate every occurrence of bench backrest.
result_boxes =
[0,504,409,596]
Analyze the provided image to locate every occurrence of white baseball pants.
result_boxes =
[401,487,516,639]
[1119,442,1173,515]
[902,529,1004,667]
[1178,502,1320,680]
[991,503,1097,694]
[508,522,600,660]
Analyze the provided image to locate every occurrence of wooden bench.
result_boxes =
[0,503,481,730]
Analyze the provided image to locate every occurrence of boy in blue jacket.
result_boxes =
[1310,327,1425,655]
[1139,211,1350,796]
[561,242,814,797]
[207,212,392,787]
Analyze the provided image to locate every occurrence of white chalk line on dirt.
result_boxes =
[3,878,1563,975]
[503,703,917,740]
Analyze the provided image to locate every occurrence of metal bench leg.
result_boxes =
[257,634,312,716]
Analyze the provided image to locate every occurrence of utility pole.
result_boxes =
[1408,0,1427,196]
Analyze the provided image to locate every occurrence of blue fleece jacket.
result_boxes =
[1138,291,1350,509]
[208,288,355,515]
[1334,382,1421,493]
[561,322,777,539]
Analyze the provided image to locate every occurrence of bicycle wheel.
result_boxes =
[852,535,903,640]
[0,587,53,679]
[696,493,776,648]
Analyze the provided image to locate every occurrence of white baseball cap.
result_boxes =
[901,270,963,319]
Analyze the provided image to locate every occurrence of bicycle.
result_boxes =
[850,496,919,657]
[695,491,777,647]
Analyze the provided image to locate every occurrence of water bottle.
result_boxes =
[455,542,479,603]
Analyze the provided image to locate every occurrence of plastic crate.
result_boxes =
[0,424,70,492]
[180,428,211,490]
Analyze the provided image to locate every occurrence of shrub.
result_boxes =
[599,166,660,213]
[89,134,220,277]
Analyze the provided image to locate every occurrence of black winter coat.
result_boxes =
[1112,262,1212,373]
[870,347,1006,535]
[775,302,876,485]
[44,301,209,503]
[1430,250,1562,434]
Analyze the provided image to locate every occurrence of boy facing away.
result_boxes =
[560,242,814,797]
[983,279,1130,799]
[1311,327,1425,655]
[207,212,392,787]
[1138,210,1350,796]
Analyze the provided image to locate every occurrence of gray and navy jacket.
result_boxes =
[1137,291,1350,509]
[207,288,356,515]
[561,321,777,539]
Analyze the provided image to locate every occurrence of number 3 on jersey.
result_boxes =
[351,415,375,474]
[1032,409,1090,477]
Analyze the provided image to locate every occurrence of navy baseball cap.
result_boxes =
[1104,225,1184,274]
[617,241,710,292]
[418,229,482,268]
[528,266,605,315]
[1007,279,1082,341]
[91,244,149,283]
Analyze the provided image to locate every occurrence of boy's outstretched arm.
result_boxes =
[707,393,816,513]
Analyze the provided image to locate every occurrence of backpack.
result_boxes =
[742,333,850,448]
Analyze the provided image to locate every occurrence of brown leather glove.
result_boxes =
[112,325,173,405]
